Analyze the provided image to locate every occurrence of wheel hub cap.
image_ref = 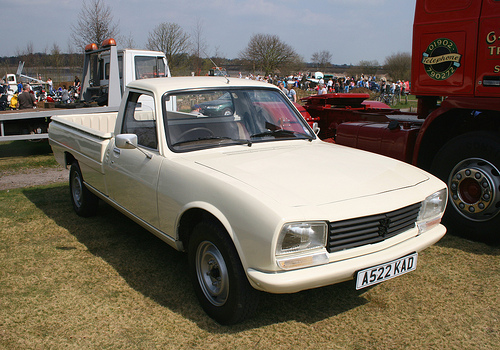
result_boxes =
[71,172,83,207]
[449,158,500,221]
[196,241,229,306]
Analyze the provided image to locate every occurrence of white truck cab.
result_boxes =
[80,38,171,107]
[4,74,18,93]
[99,49,170,93]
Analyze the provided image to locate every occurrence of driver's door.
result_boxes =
[104,92,162,228]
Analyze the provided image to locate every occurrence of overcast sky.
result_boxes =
[2,0,416,65]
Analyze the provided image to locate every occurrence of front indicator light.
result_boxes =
[277,251,329,270]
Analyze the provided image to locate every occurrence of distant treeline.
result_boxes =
[0,51,360,84]
[0,52,83,69]
[0,53,84,84]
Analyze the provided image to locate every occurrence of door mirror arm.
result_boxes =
[115,134,153,159]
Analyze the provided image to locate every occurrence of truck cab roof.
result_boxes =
[126,76,277,95]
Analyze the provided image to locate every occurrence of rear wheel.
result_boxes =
[188,220,259,324]
[69,162,99,217]
[431,132,500,243]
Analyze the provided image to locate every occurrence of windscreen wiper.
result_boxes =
[198,136,252,146]
[250,129,314,141]
[172,136,251,148]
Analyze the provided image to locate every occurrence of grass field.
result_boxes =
[1,137,499,349]
[0,141,59,174]
[392,94,418,111]
[0,156,498,348]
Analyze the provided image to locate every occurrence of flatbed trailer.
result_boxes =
[0,106,118,141]
[0,38,170,142]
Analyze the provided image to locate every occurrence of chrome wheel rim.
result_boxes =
[71,171,83,208]
[448,158,500,221]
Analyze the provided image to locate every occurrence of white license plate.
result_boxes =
[355,253,418,290]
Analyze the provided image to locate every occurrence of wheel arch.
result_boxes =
[185,207,261,324]
[177,204,238,256]
[416,108,500,171]
[429,131,500,243]
[64,151,77,167]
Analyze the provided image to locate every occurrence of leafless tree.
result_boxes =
[15,42,34,60]
[122,32,137,49]
[239,34,302,76]
[66,41,82,67]
[70,0,120,50]
[384,52,411,81]
[212,46,224,61]
[50,43,62,68]
[348,59,380,78]
[15,42,37,70]
[147,22,190,72]
[191,19,208,75]
[311,50,332,69]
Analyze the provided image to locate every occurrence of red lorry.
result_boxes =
[302,0,500,243]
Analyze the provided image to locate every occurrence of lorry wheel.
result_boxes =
[431,132,500,243]
[188,220,260,324]
[69,162,99,217]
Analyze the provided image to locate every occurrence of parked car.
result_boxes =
[49,77,447,324]
[198,92,234,116]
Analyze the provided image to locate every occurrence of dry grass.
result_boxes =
[0,182,499,349]
[0,141,59,174]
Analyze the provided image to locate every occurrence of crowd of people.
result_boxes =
[0,81,39,110]
[0,76,82,111]
[0,72,409,110]
[236,71,410,102]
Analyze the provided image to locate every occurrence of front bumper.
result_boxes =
[246,224,446,293]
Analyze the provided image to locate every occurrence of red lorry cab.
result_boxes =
[412,0,500,98]
[302,0,500,243]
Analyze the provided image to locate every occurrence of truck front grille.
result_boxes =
[327,203,421,253]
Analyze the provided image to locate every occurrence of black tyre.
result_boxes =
[188,220,260,324]
[222,108,233,116]
[69,161,99,217]
[431,132,500,244]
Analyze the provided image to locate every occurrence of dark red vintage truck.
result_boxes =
[302,0,500,243]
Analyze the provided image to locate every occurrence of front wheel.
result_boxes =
[188,220,260,324]
[431,132,500,243]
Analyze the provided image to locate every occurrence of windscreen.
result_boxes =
[163,88,315,152]
[135,56,167,79]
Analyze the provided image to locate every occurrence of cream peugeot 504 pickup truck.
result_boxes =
[49,77,447,324]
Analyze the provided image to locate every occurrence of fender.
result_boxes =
[412,96,500,166]
[176,201,252,268]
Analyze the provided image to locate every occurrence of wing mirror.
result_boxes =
[115,134,138,149]
[115,134,152,159]
[312,122,320,135]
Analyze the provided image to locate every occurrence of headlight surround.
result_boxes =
[276,222,328,256]
[417,188,448,233]
[276,221,329,270]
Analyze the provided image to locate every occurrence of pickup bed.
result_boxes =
[49,77,447,324]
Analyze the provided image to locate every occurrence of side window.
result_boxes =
[104,62,110,80]
[122,92,158,150]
